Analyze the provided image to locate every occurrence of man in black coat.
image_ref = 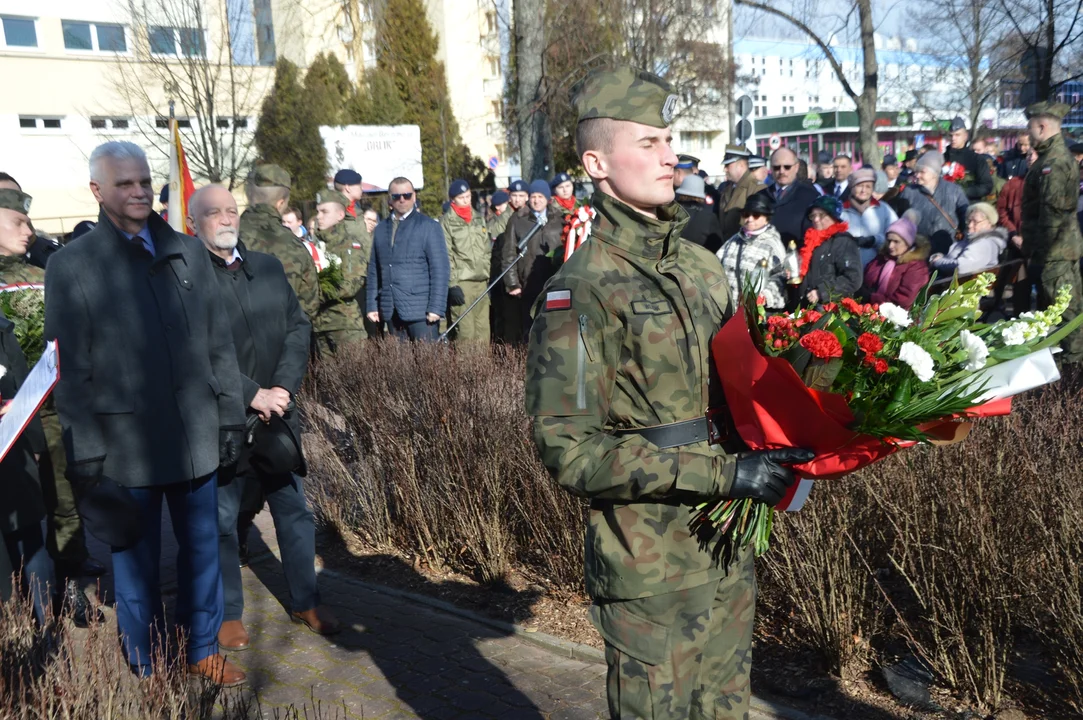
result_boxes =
[44,142,247,686]
[945,116,994,201]
[675,175,726,252]
[188,185,340,653]
[765,147,822,247]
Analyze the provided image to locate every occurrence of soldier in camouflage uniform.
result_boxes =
[0,188,102,625]
[525,67,812,720]
[313,189,369,353]
[239,165,320,322]
[442,179,492,343]
[1021,102,1083,363]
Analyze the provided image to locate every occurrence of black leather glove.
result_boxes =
[730,448,815,505]
[855,235,878,249]
[219,426,245,468]
[448,286,466,306]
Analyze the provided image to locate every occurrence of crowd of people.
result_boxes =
[0,77,1080,706]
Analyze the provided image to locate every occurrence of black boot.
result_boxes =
[61,579,104,628]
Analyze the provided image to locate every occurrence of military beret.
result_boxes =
[950,116,967,132]
[159,185,169,204]
[0,188,31,215]
[1025,101,1070,120]
[251,163,291,188]
[315,188,349,208]
[334,168,362,185]
[550,172,573,189]
[490,190,510,207]
[448,179,470,199]
[572,66,678,128]
[508,179,528,193]
[882,153,898,167]
[817,150,833,164]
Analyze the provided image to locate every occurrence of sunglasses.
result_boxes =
[772,164,794,172]
[741,212,766,219]
[391,192,414,201]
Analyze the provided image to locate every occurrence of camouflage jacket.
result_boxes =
[1021,133,1083,263]
[525,191,738,601]
[487,209,513,242]
[240,204,320,319]
[441,208,492,285]
[0,254,45,286]
[314,219,367,334]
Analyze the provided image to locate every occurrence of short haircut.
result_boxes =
[282,206,302,219]
[797,159,809,181]
[245,180,289,206]
[834,154,851,163]
[770,146,798,163]
[921,143,937,152]
[89,141,147,182]
[188,184,232,218]
[0,172,19,188]
[389,177,413,191]
[575,118,616,158]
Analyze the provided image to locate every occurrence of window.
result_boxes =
[491,100,501,117]
[486,122,496,137]
[150,26,205,57]
[253,0,276,65]
[754,106,760,117]
[216,117,230,128]
[18,117,35,128]
[488,56,499,77]
[485,11,496,34]
[156,116,190,128]
[90,117,130,130]
[2,16,37,47]
[62,21,127,52]
[234,117,248,129]
[19,116,63,130]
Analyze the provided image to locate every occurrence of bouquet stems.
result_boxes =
[697,497,773,557]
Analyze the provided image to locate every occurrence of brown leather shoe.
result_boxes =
[291,606,342,636]
[217,620,250,652]
[188,653,246,687]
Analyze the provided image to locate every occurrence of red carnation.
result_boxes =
[799,329,843,359]
[757,295,766,306]
[873,359,889,374]
[767,315,793,331]
[841,297,863,314]
[857,332,884,355]
[823,302,838,313]
[802,309,823,324]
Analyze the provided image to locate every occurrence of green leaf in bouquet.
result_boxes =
[317,259,345,299]
[802,356,843,392]
[0,288,45,365]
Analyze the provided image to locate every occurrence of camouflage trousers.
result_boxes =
[315,329,365,357]
[447,280,490,343]
[40,412,89,577]
[1037,260,1083,363]
[591,548,755,720]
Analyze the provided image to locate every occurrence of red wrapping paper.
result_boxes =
[712,310,1013,507]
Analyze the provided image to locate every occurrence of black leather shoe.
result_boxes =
[238,540,249,569]
[80,557,107,577]
[62,579,104,628]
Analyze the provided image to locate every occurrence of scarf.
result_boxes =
[742,225,770,238]
[877,258,897,291]
[451,204,473,224]
[800,221,849,278]
[554,195,577,212]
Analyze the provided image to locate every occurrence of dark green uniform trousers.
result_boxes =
[1038,260,1083,363]
[448,280,490,343]
[40,412,89,577]
[591,548,755,720]
[315,329,365,356]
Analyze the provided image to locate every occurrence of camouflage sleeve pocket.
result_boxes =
[525,293,607,418]
[589,601,670,666]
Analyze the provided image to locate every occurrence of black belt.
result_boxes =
[611,410,729,449]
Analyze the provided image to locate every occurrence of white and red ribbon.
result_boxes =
[562,205,596,262]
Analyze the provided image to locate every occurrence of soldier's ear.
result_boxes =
[583,150,608,182]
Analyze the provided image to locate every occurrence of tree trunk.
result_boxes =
[513,0,552,179]
[855,0,880,166]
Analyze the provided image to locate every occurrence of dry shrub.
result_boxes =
[302,341,584,588]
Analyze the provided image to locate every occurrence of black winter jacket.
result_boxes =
[798,231,862,303]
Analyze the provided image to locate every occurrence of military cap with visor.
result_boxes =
[747,155,768,169]
[573,66,678,128]
[251,163,292,188]
[315,188,350,208]
[0,189,32,216]
[675,153,699,169]
[1025,102,1071,120]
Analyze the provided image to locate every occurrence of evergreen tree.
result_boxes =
[346,69,408,126]
[377,0,480,215]
[303,52,354,127]
[255,58,328,202]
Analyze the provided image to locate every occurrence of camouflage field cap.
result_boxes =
[315,188,349,208]
[0,189,31,215]
[573,66,678,128]
[251,163,291,188]
[1025,102,1071,120]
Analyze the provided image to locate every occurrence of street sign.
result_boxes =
[735,119,753,144]
[488,156,499,170]
[736,95,754,118]
[769,133,782,150]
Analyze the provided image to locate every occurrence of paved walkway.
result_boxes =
[81,507,802,720]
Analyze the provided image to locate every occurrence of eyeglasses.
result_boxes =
[741,212,766,219]
[772,164,794,172]
[391,192,414,201]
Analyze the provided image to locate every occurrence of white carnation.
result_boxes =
[959,330,988,371]
[1001,323,1027,346]
[899,341,936,382]
[879,302,913,328]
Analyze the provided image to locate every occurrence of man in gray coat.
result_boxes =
[44,142,247,686]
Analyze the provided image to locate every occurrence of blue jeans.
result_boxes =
[390,312,440,341]
[3,521,55,625]
[111,474,222,675]
[218,471,318,621]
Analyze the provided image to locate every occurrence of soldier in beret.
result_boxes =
[525,66,812,719]
[333,168,364,217]
[550,172,579,219]
[240,165,320,322]
[1021,102,1083,362]
[0,188,101,626]
[313,189,370,353]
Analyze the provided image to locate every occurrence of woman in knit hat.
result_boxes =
[861,215,931,309]
[929,202,1007,278]
[897,149,969,255]
[797,195,862,306]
